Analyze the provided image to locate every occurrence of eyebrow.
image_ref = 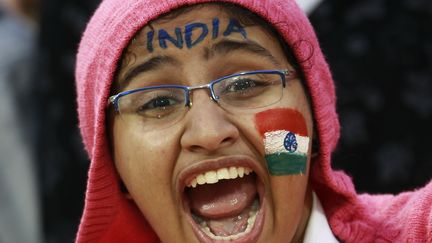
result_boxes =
[120,55,180,90]
[205,39,281,66]
[119,40,280,91]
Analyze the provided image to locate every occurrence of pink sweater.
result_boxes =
[75,0,432,242]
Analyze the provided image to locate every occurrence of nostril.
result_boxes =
[187,136,235,153]
[221,137,234,145]
[189,145,202,153]
[180,100,240,153]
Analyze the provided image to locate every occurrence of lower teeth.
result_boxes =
[199,199,260,240]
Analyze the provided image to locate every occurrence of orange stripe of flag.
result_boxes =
[255,108,308,137]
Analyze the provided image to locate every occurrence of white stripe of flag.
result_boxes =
[264,130,309,155]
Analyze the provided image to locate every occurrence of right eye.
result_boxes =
[141,96,178,110]
[136,95,182,118]
[120,89,185,119]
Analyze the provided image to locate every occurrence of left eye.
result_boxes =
[224,77,270,93]
[224,78,258,92]
[219,77,270,98]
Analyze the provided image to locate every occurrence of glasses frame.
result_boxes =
[108,69,296,112]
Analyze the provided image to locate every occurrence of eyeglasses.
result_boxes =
[109,69,297,131]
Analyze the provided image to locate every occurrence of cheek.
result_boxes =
[112,121,178,193]
[254,108,310,176]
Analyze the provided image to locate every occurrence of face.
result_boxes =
[111,5,314,243]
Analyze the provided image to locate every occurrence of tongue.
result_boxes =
[187,175,257,219]
[187,175,257,236]
[206,206,251,236]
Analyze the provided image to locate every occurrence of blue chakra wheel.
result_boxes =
[284,132,298,153]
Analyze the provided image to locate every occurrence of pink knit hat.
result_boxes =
[75,0,357,242]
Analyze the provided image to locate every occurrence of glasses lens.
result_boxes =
[213,73,283,109]
[117,87,187,130]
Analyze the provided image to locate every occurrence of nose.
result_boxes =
[180,90,239,154]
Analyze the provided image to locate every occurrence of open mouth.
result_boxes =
[180,157,265,242]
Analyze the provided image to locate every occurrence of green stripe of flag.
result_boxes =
[265,153,307,175]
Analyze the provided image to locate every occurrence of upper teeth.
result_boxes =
[187,166,253,188]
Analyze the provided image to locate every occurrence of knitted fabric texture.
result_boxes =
[75,0,432,242]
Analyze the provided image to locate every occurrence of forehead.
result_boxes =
[115,4,289,90]
[127,5,249,54]
[148,5,232,34]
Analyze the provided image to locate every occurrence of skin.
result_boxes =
[110,5,314,243]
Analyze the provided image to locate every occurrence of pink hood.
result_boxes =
[75,0,432,242]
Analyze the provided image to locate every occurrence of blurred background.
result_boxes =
[0,0,431,242]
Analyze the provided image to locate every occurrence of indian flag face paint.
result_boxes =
[255,108,310,176]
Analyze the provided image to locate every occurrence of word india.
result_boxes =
[145,18,247,52]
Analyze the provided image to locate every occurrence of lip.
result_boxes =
[177,155,267,242]
[177,155,267,192]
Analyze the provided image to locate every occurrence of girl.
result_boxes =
[75,0,432,242]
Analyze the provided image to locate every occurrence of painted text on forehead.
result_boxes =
[146,18,247,52]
